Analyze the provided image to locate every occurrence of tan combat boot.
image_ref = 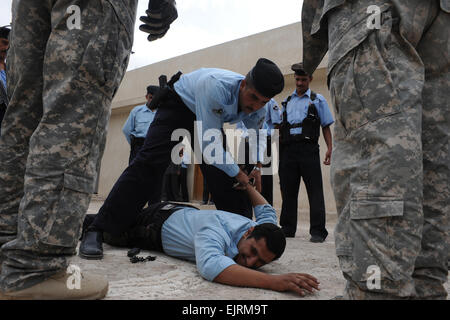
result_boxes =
[0,269,108,300]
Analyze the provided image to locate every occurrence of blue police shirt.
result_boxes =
[283,89,334,135]
[236,99,281,162]
[181,151,190,169]
[122,105,158,145]
[0,70,6,91]
[174,68,267,178]
[161,203,278,281]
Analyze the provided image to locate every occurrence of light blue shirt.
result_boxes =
[283,89,334,135]
[181,150,190,168]
[122,105,158,145]
[174,68,267,178]
[0,70,6,91]
[236,99,281,162]
[161,204,278,281]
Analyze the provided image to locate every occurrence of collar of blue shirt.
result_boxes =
[292,88,311,99]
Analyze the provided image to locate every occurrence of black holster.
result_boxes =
[148,71,183,110]
[103,202,198,252]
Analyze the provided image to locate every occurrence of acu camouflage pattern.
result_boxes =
[302,0,449,299]
[0,0,137,292]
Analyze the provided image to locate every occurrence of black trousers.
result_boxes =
[92,89,252,235]
[261,136,273,206]
[161,165,181,201]
[84,202,193,251]
[129,136,145,164]
[179,167,189,202]
[202,175,211,203]
[278,141,328,238]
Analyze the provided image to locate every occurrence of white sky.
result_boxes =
[0,0,303,71]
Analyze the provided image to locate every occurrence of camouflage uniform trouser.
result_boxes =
[0,0,137,292]
[329,2,449,299]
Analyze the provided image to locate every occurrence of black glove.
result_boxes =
[139,0,178,41]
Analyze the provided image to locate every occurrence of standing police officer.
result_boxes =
[278,63,333,243]
[123,85,159,164]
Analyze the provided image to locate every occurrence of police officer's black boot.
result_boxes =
[79,227,104,260]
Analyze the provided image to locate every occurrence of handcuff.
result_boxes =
[232,166,260,189]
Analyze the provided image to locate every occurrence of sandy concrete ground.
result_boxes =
[71,197,449,300]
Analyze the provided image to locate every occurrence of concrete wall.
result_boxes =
[97,22,337,213]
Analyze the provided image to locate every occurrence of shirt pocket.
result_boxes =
[135,117,151,134]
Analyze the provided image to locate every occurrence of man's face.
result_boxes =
[146,93,155,109]
[295,74,311,95]
[239,80,270,114]
[234,228,276,269]
[0,37,9,62]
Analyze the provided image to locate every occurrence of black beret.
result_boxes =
[291,62,309,76]
[249,58,284,98]
[146,85,159,95]
[0,26,10,39]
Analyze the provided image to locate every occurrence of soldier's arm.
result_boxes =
[301,0,329,75]
[139,0,178,41]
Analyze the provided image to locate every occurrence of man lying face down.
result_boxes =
[80,185,320,296]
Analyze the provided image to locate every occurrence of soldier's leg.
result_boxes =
[330,8,426,298]
[0,0,51,247]
[413,4,449,299]
[279,144,301,236]
[0,0,137,292]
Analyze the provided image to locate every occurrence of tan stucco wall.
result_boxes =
[97,22,337,214]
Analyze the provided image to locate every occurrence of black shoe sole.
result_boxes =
[79,252,103,260]
[310,238,325,243]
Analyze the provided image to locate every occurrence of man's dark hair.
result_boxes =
[0,26,11,40]
[248,223,286,260]
[244,71,255,88]
[146,85,159,95]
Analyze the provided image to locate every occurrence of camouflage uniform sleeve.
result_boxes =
[301,0,329,76]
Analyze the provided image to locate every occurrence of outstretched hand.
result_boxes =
[139,0,178,41]
[269,273,320,296]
